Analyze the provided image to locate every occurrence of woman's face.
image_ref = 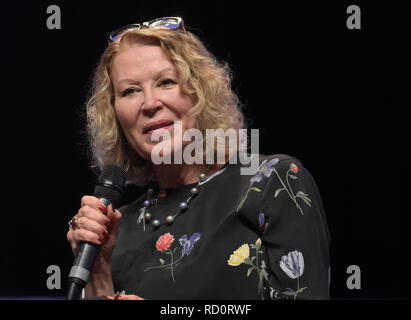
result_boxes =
[111,43,196,162]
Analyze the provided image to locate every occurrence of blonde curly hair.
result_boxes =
[86,27,245,184]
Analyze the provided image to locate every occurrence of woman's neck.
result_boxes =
[151,162,224,190]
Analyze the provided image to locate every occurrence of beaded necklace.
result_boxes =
[137,165,228,231]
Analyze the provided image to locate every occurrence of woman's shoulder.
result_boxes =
[236,153,300,164]
[236,153,305,174]
[257,153,299,166]
[251,153,315,185]
[258,153,295,162]
[259,153,305,170]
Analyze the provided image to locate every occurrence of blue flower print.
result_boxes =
[179,233,201,257]
[237,158,280,212]
[258,212,265,229]
[279,250,304,279]
[277,250,307,299]
[250,158,279,184]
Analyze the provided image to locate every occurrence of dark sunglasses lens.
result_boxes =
[150,18,180,29]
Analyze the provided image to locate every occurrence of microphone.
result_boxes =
[66,165,126,300]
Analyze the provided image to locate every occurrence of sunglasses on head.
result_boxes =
[108,17,186,43]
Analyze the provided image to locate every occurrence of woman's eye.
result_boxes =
[121,88,137,96]
[160,78,176,87]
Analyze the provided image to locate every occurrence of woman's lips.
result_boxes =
[146,124,173,135]
[143,120,175,135]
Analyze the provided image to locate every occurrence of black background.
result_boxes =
[1,0,409,299]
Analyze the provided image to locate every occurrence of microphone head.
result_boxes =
[93,164,127,205]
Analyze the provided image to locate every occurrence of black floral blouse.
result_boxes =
[111,154,331,299]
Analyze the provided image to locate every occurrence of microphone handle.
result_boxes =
[66,198,111,300]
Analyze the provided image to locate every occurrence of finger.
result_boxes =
[107,204,121,233]
[77,205,111,228]
[75,216,108,239]
[81,195,106,211]
[107,204,121,223]
[71,228,106,247]
[67,229,77,253]
[67,228,105,256]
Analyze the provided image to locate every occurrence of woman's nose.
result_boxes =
[142,89,163,114]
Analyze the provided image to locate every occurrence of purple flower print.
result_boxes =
[179,233,201,257]
[278,250,307,299]
[251,158,279,184]
[237,158,279,212]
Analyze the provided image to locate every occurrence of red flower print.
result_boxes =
[290,163,298,173]
[156,233,175,251]
[145,231,201,283]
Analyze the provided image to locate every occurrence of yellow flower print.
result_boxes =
[227,244,250,266]
[255,238,262,249]
[227,239,269,298]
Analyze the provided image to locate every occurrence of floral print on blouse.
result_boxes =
[111,154,331,299]
[144,232,201,283]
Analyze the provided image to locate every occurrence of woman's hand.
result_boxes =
[66,195,122,296]
[67,196,121,258]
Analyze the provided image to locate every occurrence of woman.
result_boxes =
[67,17,331,300]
